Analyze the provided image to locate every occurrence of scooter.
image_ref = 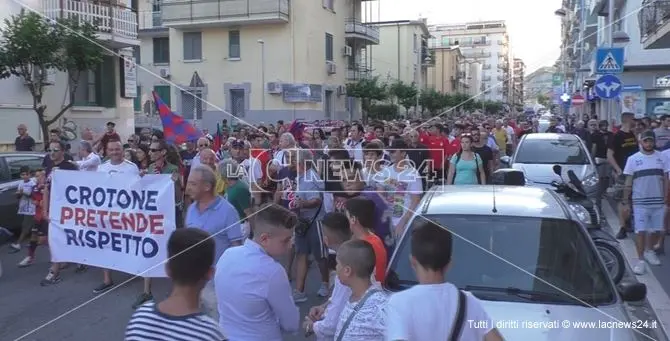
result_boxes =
[551,165,626,284]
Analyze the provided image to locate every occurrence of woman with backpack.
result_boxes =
[446,134,486,185]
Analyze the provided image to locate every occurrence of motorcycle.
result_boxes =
[551,164,625,284]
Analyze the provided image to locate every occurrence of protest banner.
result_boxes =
[49,170,175,278]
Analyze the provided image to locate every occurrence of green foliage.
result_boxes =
[389,81,418,113]
[346,76,388,122]
[536,94,550,107]
[418,89,505,117]
[0,11,104,139]
[368,104,399,121]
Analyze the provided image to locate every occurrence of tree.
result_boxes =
[346,76,388,123]
[419,89,447,116]
[536,94,550,107]
[389,80,418,115]
[0,11,104,142]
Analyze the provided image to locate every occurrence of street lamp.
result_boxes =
[554,8,567,17]
[257,39,266,112]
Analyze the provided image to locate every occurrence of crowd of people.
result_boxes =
[6,108,670,340]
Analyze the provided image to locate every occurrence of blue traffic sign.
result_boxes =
[595,74,623,99]
[596,48,624,74]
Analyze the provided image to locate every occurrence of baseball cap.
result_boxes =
[641,130,655,141]
[621,112,634,117]
[388,138,408,151]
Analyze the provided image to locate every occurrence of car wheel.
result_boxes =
[595,240,625,284]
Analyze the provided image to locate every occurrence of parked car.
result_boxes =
[386,185,646,340]
[0,152,46,234]
[501,133,599,198]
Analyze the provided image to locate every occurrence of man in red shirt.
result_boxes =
[419,124,450,181]
[94,121,120,157]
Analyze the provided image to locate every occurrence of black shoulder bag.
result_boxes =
[448,290,468,341]
[294,198,322,237]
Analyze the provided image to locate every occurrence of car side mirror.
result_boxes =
[552,164,562,176]
[500,156,511,165]
[617,282,646,302]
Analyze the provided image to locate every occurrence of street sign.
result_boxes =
[595,74,623,99]
[560,93,571,102]
[552,74,563,86]
[596,47,624,74]
[571,93,585,106]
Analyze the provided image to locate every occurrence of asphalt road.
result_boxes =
[0,245,325,341]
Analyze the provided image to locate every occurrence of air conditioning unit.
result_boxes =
[158,67,171,78]
[266,82,283,94]
[336,85,346,96]
[342,46,353,56]
[326,61,337,75]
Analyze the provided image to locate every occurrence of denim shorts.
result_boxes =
[632,205,666,233]
[294,220,327,259]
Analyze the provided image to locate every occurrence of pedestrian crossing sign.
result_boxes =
[596,48,624,74]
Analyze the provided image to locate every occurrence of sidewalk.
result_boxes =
[602,198,670,340]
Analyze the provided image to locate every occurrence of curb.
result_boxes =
[602,199,670,339]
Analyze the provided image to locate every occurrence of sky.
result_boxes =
[370,0,562,74]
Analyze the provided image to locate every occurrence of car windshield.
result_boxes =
[386,215,615,306]
[514,138,589,164]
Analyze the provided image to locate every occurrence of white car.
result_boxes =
[386,185,647,341]
[502,133,599,198]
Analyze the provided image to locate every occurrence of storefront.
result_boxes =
[617,70,670,118]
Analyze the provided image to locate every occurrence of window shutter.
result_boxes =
[99,56,117,108]
[133,86,142,111]
[154,85,171,106]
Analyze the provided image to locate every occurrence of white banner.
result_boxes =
[49,170,175,278]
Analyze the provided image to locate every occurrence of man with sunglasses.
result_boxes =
[40,141,81,286]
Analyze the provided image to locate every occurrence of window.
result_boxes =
[515,138,589,164]
[133,86,142,112]
[183,32,202,61]
[71,56,116,107]
[154,85,171,107]
[230,89,245,118]
[324,90,333,118]
[6,156,44,180]
[180,90,203,119]
[325,33,333,61]
[153,37,169,64]
[152,0,161,12]
[413,33,418,51]
[386,215,615,305]
[228,30,240,59]
[322,0,334,11]
[133,46,141,64]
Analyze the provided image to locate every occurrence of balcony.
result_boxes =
[346,65,371,81]
[482,76,491,81]
[463,51,491,58]
[161,0,289,28]
[345,19,379,45]
[640,0,670,49]
[482,64,491,70]
[41,0,138,48]
[138,11,167,34]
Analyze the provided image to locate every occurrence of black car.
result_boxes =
[0,152,46,234]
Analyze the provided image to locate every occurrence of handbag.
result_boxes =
[294,198,322,237]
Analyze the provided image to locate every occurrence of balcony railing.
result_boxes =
[42,0,138,42]
[346,66,371,81]
[463,51,491,58]
[161,0,289,27]
[639,0,670,45]
[345,19,380,44]
[139,11,165,30]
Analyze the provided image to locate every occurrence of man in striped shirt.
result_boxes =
[125,228,226,341]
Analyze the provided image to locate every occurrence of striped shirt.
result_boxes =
[125,302,226,341]
[623,151,668,207]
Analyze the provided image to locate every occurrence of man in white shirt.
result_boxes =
[76,140,101,171]
[344,124,365,163]
[215,204,300,341]
[92,141,140,294]
[190,137,213,170]
[385,219,503,341]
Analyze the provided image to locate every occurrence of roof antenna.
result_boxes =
[491,173,498,213]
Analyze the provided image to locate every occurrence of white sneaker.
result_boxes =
[633,260,646,275]
[317,282,330,297]
[644,250,661,266]
[17,256,33,268]
[10,243,20,250]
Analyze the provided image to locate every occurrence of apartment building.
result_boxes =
[426,47,470,94]
[0,0,139,146]
[512,58,525,107]
[367,20,430,88]
[134,0,376,126]
[524,66,555,106]
[428,20,513,103]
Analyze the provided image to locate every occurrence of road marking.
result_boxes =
[602,200,670,335]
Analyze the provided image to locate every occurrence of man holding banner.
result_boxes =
[92,140,140,295]
[41,141,80,286]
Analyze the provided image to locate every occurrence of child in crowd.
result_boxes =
[18,168,46,268]
[10,166,37,253]
[125,228,225,341]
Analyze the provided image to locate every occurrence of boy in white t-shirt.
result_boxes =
[385,219,504,341]
[10,166,36,253]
